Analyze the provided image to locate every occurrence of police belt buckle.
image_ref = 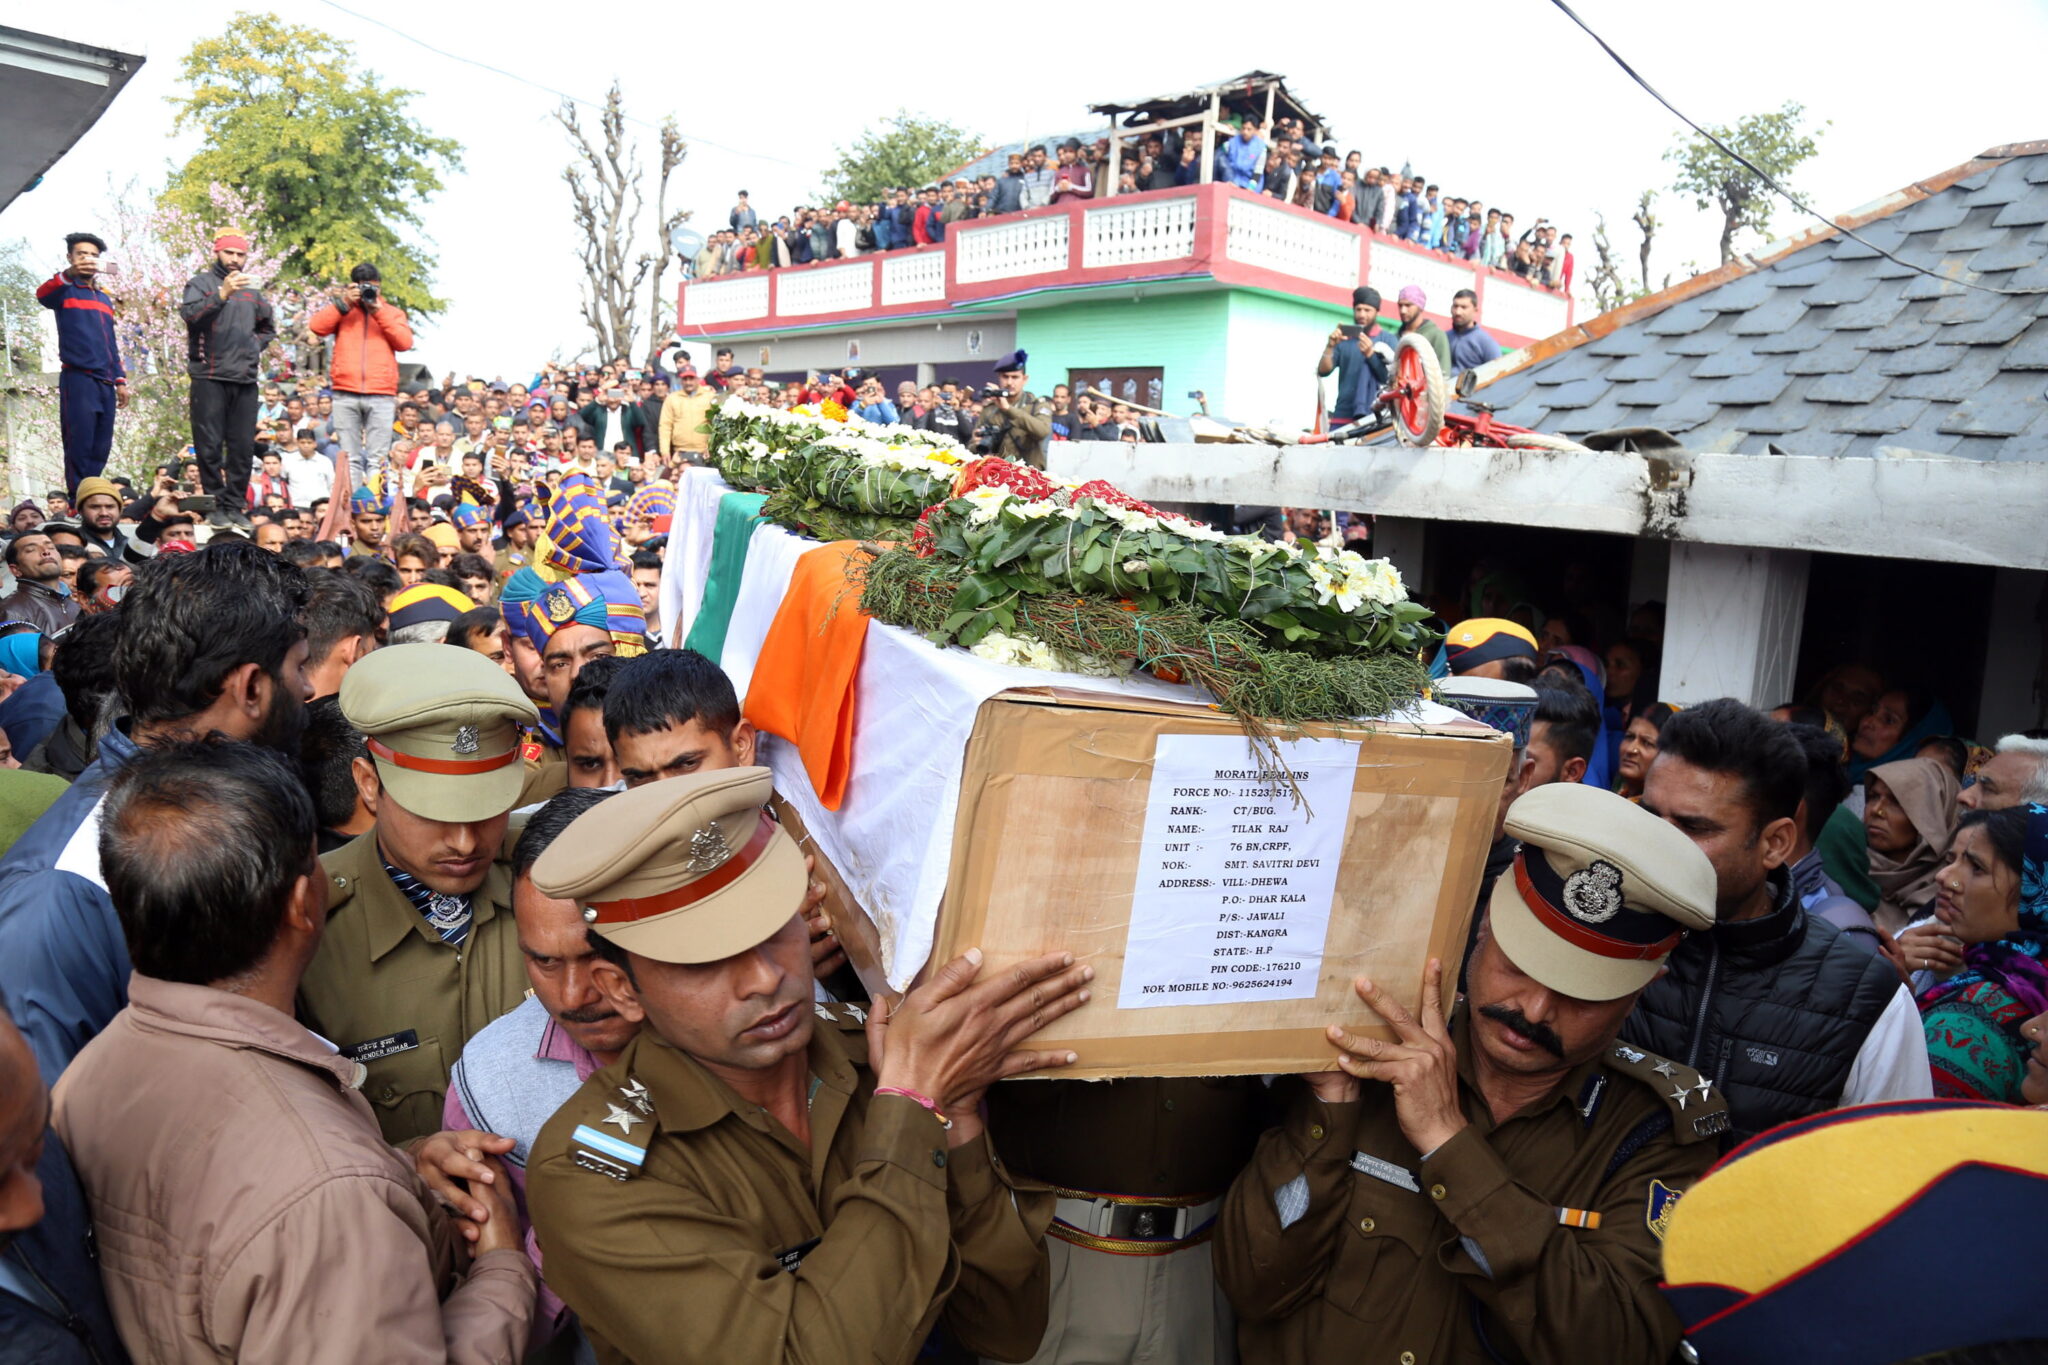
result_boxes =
[1050,1190,1222,1254]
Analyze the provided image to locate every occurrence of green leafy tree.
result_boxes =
[164,13,462,315]
[818,111,984,205]
[1665,101,1827,265]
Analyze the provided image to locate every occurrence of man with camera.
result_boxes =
[311,264,414,495]
[180,232,275,531]
[1317,286,1395,429]
[972,351,1053,469]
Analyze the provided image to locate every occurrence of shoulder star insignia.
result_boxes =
[602,1102,645,1134]
[814,1003,834,1021]
[1695,1079,1713,1100]
[1652,1060,1678,1077]
[843,1003,867,1023]
[618,1078,653,1116]
[1667,1085,1690,1111]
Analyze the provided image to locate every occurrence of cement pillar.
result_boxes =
[1372,517,1428,595]
[1661,542,1810,709]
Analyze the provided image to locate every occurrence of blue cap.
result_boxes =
[994,348,1028,374]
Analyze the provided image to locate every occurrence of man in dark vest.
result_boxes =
[1621,698,1930,1143]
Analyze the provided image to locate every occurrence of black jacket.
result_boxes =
[1621,869,1903,1144]
[179,261,275,383]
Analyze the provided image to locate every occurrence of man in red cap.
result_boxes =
[179,231,275,531]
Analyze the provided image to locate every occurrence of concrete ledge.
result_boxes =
[1046,441,2048,572]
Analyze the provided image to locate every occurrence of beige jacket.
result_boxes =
[52,973,535,1364]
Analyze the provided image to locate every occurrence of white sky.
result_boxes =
[8,0,2045,377]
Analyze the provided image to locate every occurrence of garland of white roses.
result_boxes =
[950,485,1410,617]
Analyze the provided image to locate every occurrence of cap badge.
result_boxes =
[1562,860,1624,924]
[452,724,480,756]
[543,585,576,623]
[682,821,731,874]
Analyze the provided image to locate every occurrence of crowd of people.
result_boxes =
[3,225,2042,1365]
[692,113,1573,296]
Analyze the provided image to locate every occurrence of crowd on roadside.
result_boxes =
[692,112,1573,295]
[6,225,2041,1365]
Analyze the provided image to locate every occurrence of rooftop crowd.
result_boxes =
[0,228,2038,1365]
[692,112,1574,296]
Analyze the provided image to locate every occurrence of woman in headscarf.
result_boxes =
[1864,756,1961,936]
[1614,701,1678,802]
[1846,684,1953,784]
[1915,804,2048,1104]
[1600,638,1660,781]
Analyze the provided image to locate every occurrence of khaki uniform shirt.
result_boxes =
[300,832,528,1146]
[983,392,1054,469]
[988,1076,1271,1197]
[1215,1009,1727,1365]
[494,545,532,584]
[527,1004,1053,1365]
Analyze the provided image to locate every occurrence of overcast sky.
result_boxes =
[8,0,2046,377]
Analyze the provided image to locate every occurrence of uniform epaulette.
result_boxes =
[566,1075,656,1181]
[1606,1041,1731,1144]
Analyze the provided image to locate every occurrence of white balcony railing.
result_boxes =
[681,274,770,327]
[1081,196,1198,269]
[677,187,1574,343]
[955,214,1071,284]
[880,250,947,305]
[1224,198,1358,289]
[775,260,874,316]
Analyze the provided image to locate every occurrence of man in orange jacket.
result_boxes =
[310,264,414,492]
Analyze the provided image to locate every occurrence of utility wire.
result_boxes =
[312,0,813,172]
[1546,0,2045,296]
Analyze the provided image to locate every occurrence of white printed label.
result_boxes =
[1117,734,1357,1009]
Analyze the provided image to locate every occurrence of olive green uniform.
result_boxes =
[981,392,1053,469]
[1214,1009,1727,1365]
[494,545,533,584]
[527,1005,1053,1365]
[299,832,528,1145]
[984,1077,1270,1364]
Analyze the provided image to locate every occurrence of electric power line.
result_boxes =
[312,0,813,173]
[1546,0,2046,296]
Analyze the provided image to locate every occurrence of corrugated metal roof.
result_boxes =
[1476,142,2048,460]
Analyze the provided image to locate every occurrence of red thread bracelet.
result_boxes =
[874,1085,953,1130]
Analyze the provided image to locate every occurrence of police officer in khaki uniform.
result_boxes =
[299,642,540,1145]
[524,768,1095,1365]
[1216,783,1731,1364]
[974,350,1053,469]
[984,1076,1270,1364]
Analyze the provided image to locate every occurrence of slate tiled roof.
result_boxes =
[1477,144,2048,460]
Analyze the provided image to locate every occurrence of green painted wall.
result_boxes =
[1220,289,1354,427]
[1014,287,1351,424]
[1014,292,1230,411]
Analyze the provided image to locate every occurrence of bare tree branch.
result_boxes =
[646,116,689,359]
[556,82,648,362]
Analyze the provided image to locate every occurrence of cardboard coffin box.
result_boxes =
[809,689,1511,1079]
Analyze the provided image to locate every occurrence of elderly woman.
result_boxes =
[1614,701,1678,802]
[1915,804,2048,1104]
[1865,756,1962,936]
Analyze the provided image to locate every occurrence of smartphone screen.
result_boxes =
[1339,324,1363,340]
[493,416,513,430]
